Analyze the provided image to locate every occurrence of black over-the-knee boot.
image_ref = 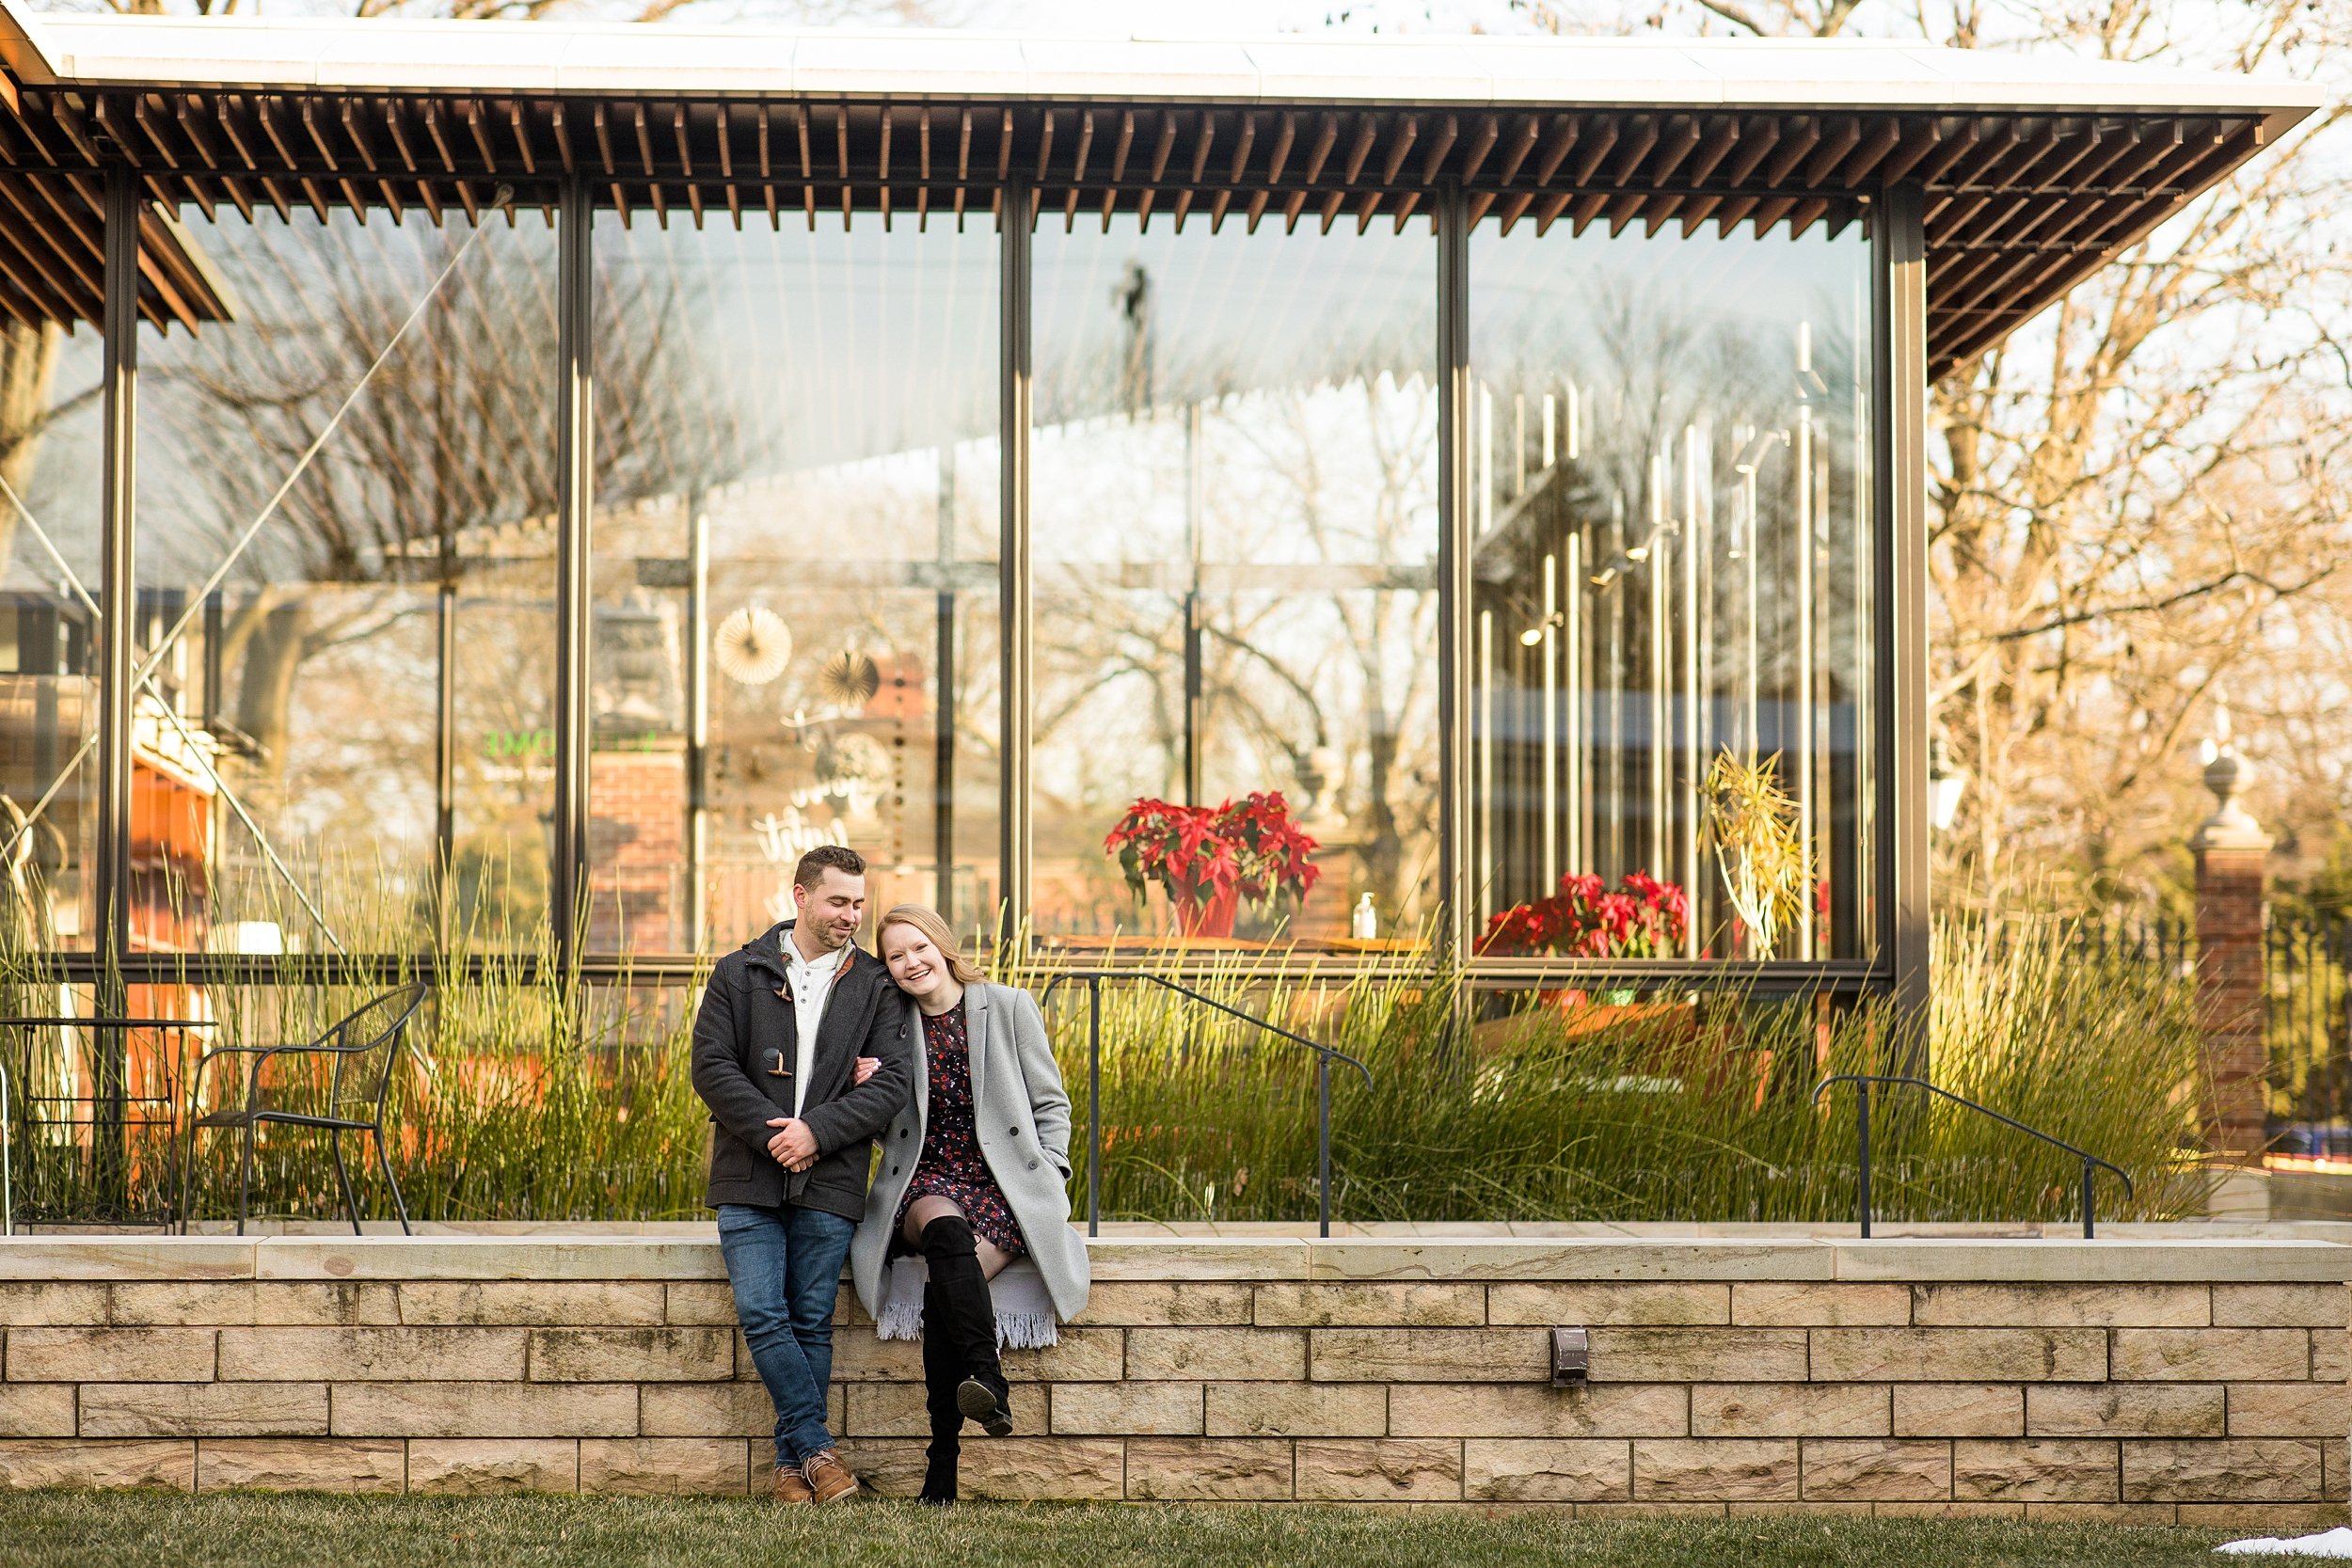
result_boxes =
[918,1279,960,1505]
[919,1213,1012,1436]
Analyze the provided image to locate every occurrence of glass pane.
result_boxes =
[588,213,1001,957]
[137,207,560,955]
[0,302,102,952]
[1031,213,1438,950]
[1469,216,1875,961]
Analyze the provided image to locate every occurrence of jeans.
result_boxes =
[717,1202,856,1468]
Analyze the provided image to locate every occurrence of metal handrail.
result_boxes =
[1041,970,1375,1239]
[1813,1074,2135,1240]
[1,1056,11,1237]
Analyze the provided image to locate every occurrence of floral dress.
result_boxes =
[891,999,1026,1258]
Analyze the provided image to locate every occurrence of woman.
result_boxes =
[850,903,1090,1507]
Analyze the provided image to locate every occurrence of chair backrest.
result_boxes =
[325,983,431,1115]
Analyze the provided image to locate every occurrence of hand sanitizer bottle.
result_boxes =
[1351,894,1378,940]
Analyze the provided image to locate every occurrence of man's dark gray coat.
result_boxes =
[691,919,915,1219]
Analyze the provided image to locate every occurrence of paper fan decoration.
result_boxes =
[817,648,882,709]
[714,606,791,687]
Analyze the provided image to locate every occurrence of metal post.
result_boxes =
[550,173,595,962]
[998,178,1033,945]
[2,1055,12,1236]
[1873,186,1931,1070]
[1317,1051,1332,1239]
[685,498,708,950]
[1435,181,1472,961]
[2081,1158,2095,1240]
[95,163,140,1205]
[1085,974,1101,1238]
[1856,1077,1872,1239]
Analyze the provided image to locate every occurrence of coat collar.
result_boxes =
[743,919,865,987]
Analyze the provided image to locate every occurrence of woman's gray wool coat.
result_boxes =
[850,981,1091,1325]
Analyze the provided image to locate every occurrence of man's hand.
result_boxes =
[765,1117,820,1172]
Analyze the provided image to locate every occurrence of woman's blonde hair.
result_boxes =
[876,903,986,986]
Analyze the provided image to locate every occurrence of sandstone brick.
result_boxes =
[110,1283,395,1327]
[1692,1384,1887,1438]
[2313,1331,2349,1383]
[1464,1438,1628,1502]
[1005,1328,1124,1383]
[1206,1382,1386,1437]
[0,1283,107,1325]
[960,1438,1127,1501]
[0,1439,191,1491]
[2178,1503,2351,1531]
[663,1282,739,1327]
[826,1333,924,1383]
[1487,1283,1728,1327]
[579,1438,750,1497]
[82,1383,327,1438]
[1892,1385,2023,1437]
[1257,1282,1486,1327]
[329,1381,638,1438]
[1127,1327,1302,1381]
[1911,1284,2207,1328]
[2110,1329,2307,1383]
[2122,1438,2325,1503]
[220,1327,524,1382]
[1809,1329,2105,1383]
[1125,1437,1294,1500]
[1586,1328,1808,1384]
[1953,1440,2120,1503]
[1049,1380,1201,1435]
[643,1381,786,1438]
[7,1327,215,1383]
[1387,1383,1686,1439]
[1632,1439,1798,1502]
[1800,1439,1950,1501]
[529,1328,731,1383]
[2327,1438,2346,1500]
[403,1282,666,1327]
[838,1380,1044,1438]
[198,1439,405,1494]
[1729,1285,1909,1328]
[2023,1503,2181,1524]
[831,1437,926,1497]
[1870,1501,2025,1519]
[1078,1282,1251,1326]
[2214,1283,2350,1328]
[408,1440,578,1495]
[1295,1438,1462,1501]
[2027,1384,2223,1438]
[0,1386,75,1438]
[1311,1328,1548,1384]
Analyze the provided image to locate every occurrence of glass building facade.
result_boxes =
[0,170,1899,982]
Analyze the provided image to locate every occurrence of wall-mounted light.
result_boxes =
[1551,1326,1589,1387]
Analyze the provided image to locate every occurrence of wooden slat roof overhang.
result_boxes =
[0,6,2322,372]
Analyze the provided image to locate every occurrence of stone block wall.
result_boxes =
[0,1233,2346,1525]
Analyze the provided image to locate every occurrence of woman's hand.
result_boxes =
[852,1055,881,1087]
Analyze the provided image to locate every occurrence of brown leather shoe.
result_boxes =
[802,1449,858,1504]
[770,1465,813,1504]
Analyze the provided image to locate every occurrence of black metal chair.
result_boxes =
[181,983,430,1236]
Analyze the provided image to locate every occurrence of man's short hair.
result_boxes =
[794,844,866,891]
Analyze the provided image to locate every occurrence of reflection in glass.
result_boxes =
[137,208,560,954]
[1031,214,1438,947]
[587,214,1000,956]
[0,312,101,952]
[1470,220,1874,961]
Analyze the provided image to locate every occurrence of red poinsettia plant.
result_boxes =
[1477,870,1689,958]
[1104,792,1322,932]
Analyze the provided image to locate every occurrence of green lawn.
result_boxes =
[0,1494,2299,1567]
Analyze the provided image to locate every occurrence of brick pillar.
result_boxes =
[2190,745,2272,1164]
[588,746,685,954]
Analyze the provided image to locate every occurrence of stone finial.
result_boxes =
[2190,695,2272,855]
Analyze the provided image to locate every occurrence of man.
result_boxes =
[691,843,914,1504]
